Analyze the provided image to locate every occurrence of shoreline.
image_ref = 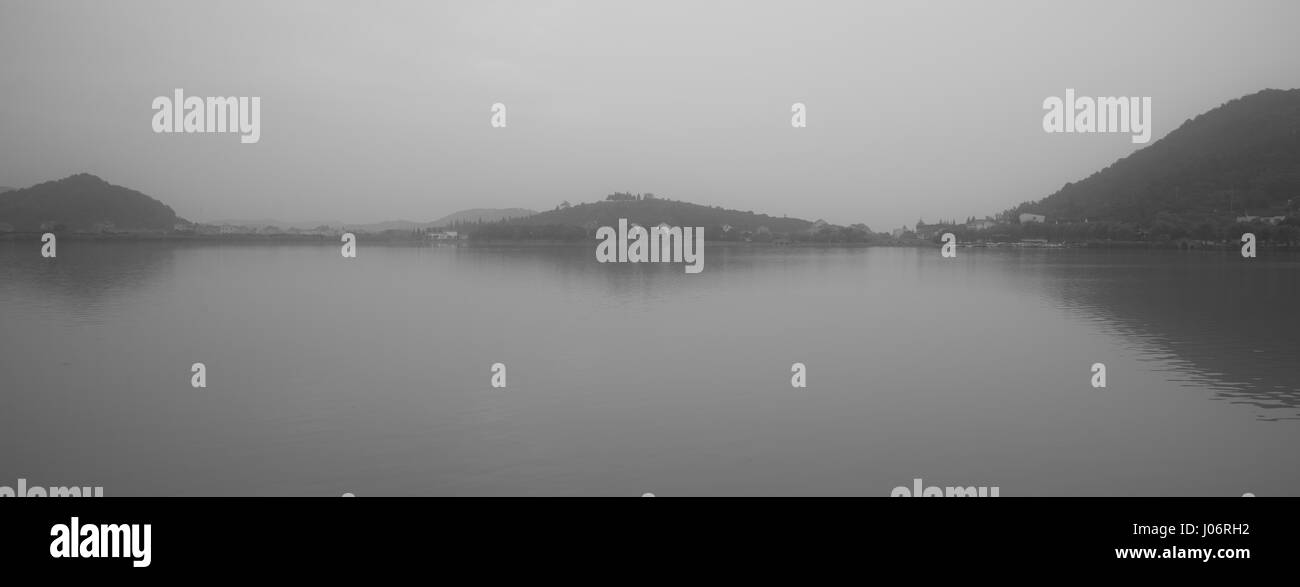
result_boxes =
[1,232,1296,251]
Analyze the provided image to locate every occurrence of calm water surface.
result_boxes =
[1,241,1297,495]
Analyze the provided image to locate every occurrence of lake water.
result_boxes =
[1,241,1297,496]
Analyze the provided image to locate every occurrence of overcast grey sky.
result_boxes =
[2,0,1299,229]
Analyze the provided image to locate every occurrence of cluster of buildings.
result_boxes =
[889,209,1292,244]
[1235,214,1287,225]
[425,230,460,241]
[891,213,1047,240]
[893,217,1002,239]
[178,222,345,236]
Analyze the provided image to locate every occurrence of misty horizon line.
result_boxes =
[0,170,1044,233]
[6,84,1298,231]
[3,172,893,230]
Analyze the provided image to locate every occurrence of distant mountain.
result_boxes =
[509,198,815,233]
[0,187,13,193]
[205,209,535,233]
[428,208,536,227]
[206,218,339,230]
[1013,89,1300,225]
[0,173,183,231]
[344,208,537,233]
[350,220,422,232]
[464,195,879,242]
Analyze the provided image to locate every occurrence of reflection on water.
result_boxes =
[0,240,177,325]
[0,241,1296,496]
[1019,250,1300,420]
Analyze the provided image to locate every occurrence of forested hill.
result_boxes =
[429,208,535,226]
[502,196,814,233]
[0,173,183,231]
[1013,88,1300,224]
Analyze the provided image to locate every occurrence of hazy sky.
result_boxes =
[2,0,1299,229]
